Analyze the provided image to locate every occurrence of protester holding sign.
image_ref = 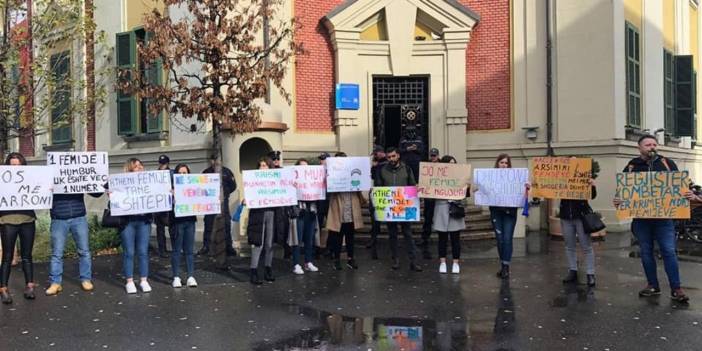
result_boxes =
[326,153,365,271]
[419,148,441,260]
[111,158,154,294]
[374,147,422,272]
[291,159,320,275]
[170,164,198,289]
[154,155,174,259]
[46,152,106,297]
[432,156,467,274]
[0,153,39,304]
[486,154,530,279]
[199,154,237,257]
[558,157,597,287]
[613,135,689,303]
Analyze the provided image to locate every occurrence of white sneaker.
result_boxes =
[140,280,152,293]
[125,281,137,294]
[305,263,319,272]
[439,262,447,274]
[172,277,182,288]
[293,264,304,275]
[451,262,460,274]
[186,277,198,287]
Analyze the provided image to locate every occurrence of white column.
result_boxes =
[642,0,664,132]
[444,30,470,162]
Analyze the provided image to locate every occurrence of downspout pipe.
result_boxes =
[545,0,555,156]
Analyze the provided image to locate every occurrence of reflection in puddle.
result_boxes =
[255,305,468,350]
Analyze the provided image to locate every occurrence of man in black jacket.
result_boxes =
[154,154,174,258]
[614,134,689,303]
[375,147,422,272]
[198,154,237,257]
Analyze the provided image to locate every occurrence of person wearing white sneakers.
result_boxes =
[432,155,467,275]
[170,164,198,288]
[112,158,153,294]
[291,159,320,275]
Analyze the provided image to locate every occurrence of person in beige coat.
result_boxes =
[326,152,366,271]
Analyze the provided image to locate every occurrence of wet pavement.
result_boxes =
[1,232,702,350]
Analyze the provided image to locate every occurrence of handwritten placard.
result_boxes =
[243,168,297,209]
[292,165,326,201]
[417,162,471,200]
[173,174,221,217]
[0,166,53,210]
[371,186,420,222]
[109,170,173,216]
[615,171,690,219]
[325,157,372,193]
[48,152,108,193]
[531,157,592,200]
[473,168,529,207]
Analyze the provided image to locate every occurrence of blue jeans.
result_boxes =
[490,208,517,265]
[171,221,195,277]
[293,210,316,266]
[49,216,92,284]
[632,219,681,290]
[121,221,151,279]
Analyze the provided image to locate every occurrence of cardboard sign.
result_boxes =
[371,186,420,222]
[109,170,173,216]
[48,152,109,193]
[417,162,471,200]
[243,168,297,209]
[0,166,53,210]
[292,165,326,201]
[325,157,372,193]
[473,168,529,207]
[173,173,221,217]
[615,171,690,219]
[531,157,592,200]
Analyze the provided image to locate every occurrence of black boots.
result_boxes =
[0,287,12,304]
[334,259,342,271]
[587,274,596,287]
[249,269,262,285]
[497,264,510,279]
[409,261,423,272]
[562,270,578,284]
[264,266,275,282]
[391,258,400,270]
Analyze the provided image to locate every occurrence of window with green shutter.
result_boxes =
[50,51,71,144]
[674,55,695,137]
[664,50,675,134]
[142,30,163,133]
[625,22,641,128]
[116,31,137,135]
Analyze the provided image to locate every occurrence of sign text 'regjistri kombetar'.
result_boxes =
[48,152,108,194]
[473,168,530,207]
[109,170,173,216]
[243,168,297,209]
[173,174,221,217]
[371,186,420,222]
[0,166,53,210]
[417,162,471,200]
[615,171,690,219]
[531,157,592,200]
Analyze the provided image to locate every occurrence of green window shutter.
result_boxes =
[625,22,641,128]
[675,55,694,137]
[144,31,163,133]
[116,31,137,135]
[50,51,71,144]
[664,50,675,134]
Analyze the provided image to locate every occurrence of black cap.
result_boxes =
[429,148,439,156]
[318,152,330,160]
[158,154,170,164]
[373,145,384,153]
[267,151,281,160]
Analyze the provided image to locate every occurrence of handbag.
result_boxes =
[101,208,123,228]
[582,206,606,234]
[449,201,466,219]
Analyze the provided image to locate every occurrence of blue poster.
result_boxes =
[335,83,360,110]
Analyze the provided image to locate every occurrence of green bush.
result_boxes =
[31,214,121,262]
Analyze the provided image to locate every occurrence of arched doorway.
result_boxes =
[239,137,272,171]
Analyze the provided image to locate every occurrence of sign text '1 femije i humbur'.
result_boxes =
[48,152,109,194]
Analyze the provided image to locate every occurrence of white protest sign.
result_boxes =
[173,173,221,217]
[109,170,172,216]
[292,165,326,201]
[243,168,297,209]
[48,152,109,194]
[0,166,53,210]
[325,157,372,193]
[473,168,529,207]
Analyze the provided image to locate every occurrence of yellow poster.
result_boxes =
[531,157,592,200]
[615,171,691,219]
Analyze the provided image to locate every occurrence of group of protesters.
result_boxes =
[0,133,693,304]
